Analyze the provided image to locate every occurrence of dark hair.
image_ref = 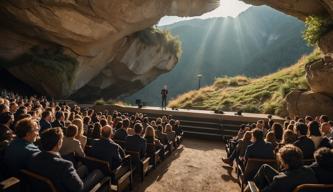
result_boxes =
[268,119,275,129]
[314,148,333,169]
[272,123,283,141]
[92,122,101,139]
[42,111,51,119]
[0,104,7,113]
[0,112,12,125]
[278,144,303,170]
[305,116,313,122]
[295,123,308,136]
[308,121,321,137]
[66,124,78,137]
[123,119,130,128]
[15,118,35,138]
[41,128,63,151]
[320,115,329,123]
[83,116,91,124]
[157,125,163,132]
[252,128,264,141]
[100,119,107,127]
[115,121,123,130]
[134,123,143,134]
[55,111,63,120]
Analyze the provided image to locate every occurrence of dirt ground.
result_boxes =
[133,138,240,192]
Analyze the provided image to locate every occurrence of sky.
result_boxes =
[158,0,252,26]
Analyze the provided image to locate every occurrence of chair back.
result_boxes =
[244,158,277,181]
[20,169,57,192]
[292,184,333,192]
[79,156,111,176]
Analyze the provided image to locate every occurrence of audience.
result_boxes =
[126,123,147,158]
[244,128,274,160]
[73,118,87,149]
[293,123,315,159]
[60,124,85,157]
[39,111,52,132]
[308,147,333,184]
[308,121,323,149]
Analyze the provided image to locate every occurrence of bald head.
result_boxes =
[101,125,113,139]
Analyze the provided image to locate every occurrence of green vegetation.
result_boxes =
[303,15,332,46]
[136,27,182,58]
[168,49,322,116]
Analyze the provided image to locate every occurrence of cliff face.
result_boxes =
[0,0,218,101]
[243,0,333,117]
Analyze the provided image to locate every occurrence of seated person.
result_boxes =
[28,128,104,192]
[4,118,40,176]
[0,112,15,144]
[244,128,274,160]
[60,124,85,157]
[51,111,65,130]
[39,111,52,133]
[308,147,333,184]
[222,131,252,166]
[174,120,183,136]
[250,144,318,192]
[126,123,147,158]
[164,124,176,142]
[155,125,168,145]
[293,123,315,159]
[113,119,129,141]
[89,125,125,170]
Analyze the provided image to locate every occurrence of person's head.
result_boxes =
[123,119,130,128]
[165,124,173,133]
[101,125,113,139]
[145,126,155,138]
[0,103,9,114]
[55,111,64,121]
[282,130,297,144]
[241,131,252,142]
[287,124,294,131]
[252,128,264,142]
[134,123,143,135]
[66,124,78,138]
[100,118,108,127]
[277,144,303,170]
[295,123,308,136]
[305,116,314,124]
[319,115,329,124]
[314,147,333,169]
[72,118,84,137]
[321,122,331,136]
[92,122,102,139]
[42,111,52,122]
[83,116,91,125]
[283,121,289,130]
[0,112,14,126]
[256,120,264,129]
[115,121,123,130]
[268,119,275,129]
[15,118,39,143]
[9,102,18,113]
[308,121,322,137]
[156,124,163,132]
[40,128,63,152]
[265,131,276,144]
[272,123,283,141]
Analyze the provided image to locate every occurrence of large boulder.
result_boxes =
[0,0,219,101]
[286,90,333,118]
[305,58,333,97]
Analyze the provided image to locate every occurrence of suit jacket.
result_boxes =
[4,138,40,176]
[113,128,128,141]
[263,167,317,192]
[39,119,52,132]
[126,135,147,158]
[89,138,124,170]
[245,140,274,159]
[294,136,315,159]
[28,151,83,192]
[60,137,85,157]
[308,162,333,184]
[51,120,65,129]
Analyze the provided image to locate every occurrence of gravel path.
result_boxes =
[133,138,240,192]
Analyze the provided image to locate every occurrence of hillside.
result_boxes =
[168,49,321,116]
[125,6,313,105]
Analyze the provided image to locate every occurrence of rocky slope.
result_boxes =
[0,0,218,101]
[240,0,333,117]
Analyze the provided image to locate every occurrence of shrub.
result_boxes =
[241,104,260,113]
[303,16,331,46]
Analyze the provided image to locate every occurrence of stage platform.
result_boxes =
[88,104,284,140]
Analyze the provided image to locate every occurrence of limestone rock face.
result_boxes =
[305,58,333,97]
[286,90,333,118]
[0,0,218,101]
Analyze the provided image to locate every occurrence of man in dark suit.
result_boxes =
[51,111,65,129]
[126,123,147,158]
[89,125,125,170]
[251,144,318,192]
[4,118,40,176]
[308,147,333,184]
[39,111,52,132]
[28,128,104,192]
[113,119,128,141]
[294,123,315,159]
[245,128,274,160]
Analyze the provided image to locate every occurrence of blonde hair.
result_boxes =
[72,118,84,137]
[241,131,252,142]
